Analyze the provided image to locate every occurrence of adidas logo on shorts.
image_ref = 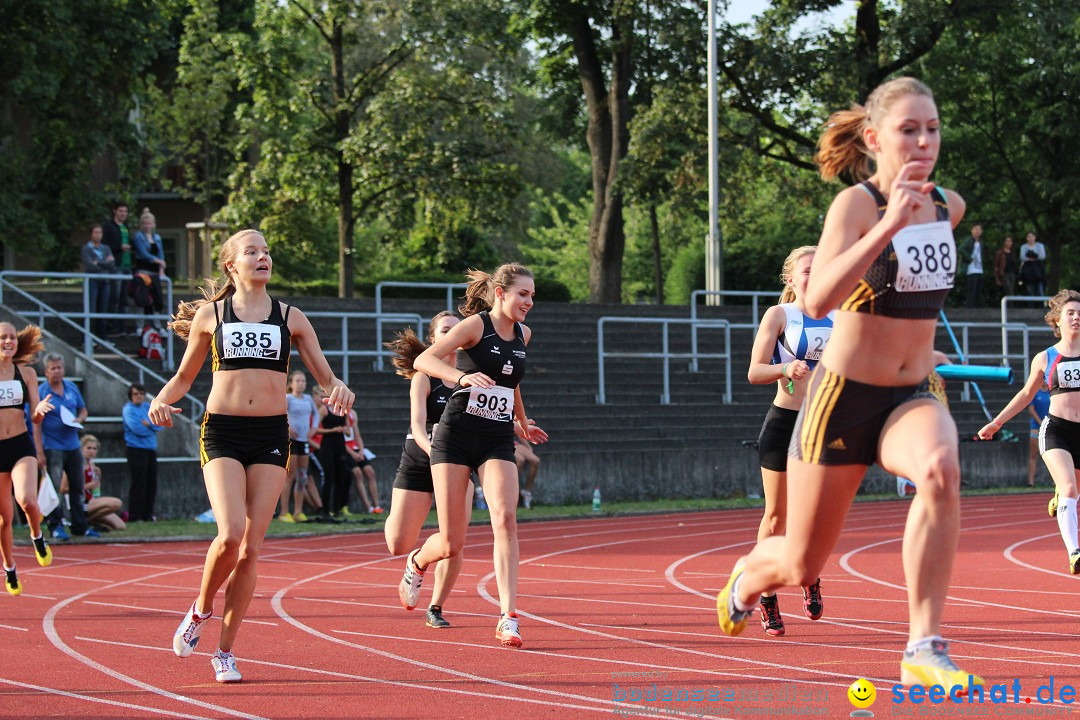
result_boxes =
[271,448,281,455]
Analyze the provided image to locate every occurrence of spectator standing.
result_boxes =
[958,223,984,307]
[1019,231,1047,297]
[994,236,1017,299]
[38,353,98,539]
[1027,382,1051,487]
[123,383,161,521]
[101,201,132,335]
[133,208,167,327]
[81,224,115,337]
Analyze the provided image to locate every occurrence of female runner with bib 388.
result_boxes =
[149,229,353,683]
[399,264,547,648]
[716,77,983,691]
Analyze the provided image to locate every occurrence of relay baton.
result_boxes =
[934,364,1014,384]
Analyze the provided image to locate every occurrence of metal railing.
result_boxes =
[942,321,1037,402]
[373,282,467,370]
[298,311,424,381]
[0,271,175,368]
[1000,295,1052,367]
[0,276,204,417]
[689,290,777,371]
[597,316,732,405]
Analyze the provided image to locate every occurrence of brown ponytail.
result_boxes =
[0,323,44,366]
[386,311,457,378]
[458,263,533,317]
[169,229,261,340]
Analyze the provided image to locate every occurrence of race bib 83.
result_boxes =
[1057,361,1080,389]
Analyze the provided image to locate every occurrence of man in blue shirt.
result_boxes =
[122,383,162,521]
[38,353,97,538]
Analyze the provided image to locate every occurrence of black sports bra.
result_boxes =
[0,366,29,410]
[211,296,292,373]
[840,181,953,319]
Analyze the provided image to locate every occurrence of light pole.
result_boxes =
[706,0,723,306]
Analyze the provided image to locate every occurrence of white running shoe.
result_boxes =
[173,601,210,658]
[211,650,242,683]
[521,490,532,509]
[398,550,424,611]
[495,612,522,648]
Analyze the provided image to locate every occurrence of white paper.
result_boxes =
[60,405,83,429]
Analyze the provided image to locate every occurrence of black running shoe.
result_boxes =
[759,595,784,637]
[426,606,451,629]
[5,568,20,596]
[802,579,823,620]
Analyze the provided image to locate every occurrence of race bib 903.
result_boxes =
[465,385,513,422]
[221,322,282,360]
[892,221,956,293]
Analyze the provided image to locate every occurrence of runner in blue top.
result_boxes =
[1028,383,1051,487]
[748,245,834,636]
[980,289,1080,573]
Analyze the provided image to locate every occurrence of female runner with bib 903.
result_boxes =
[150,229,353,683]
[747,246,833,636]
[0,322,55,595]
[384,311,474,629]
[979,290,1080,574]
[399,265,547,648]
[716,77,984,690]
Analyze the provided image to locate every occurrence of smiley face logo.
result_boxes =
[848,678,876,709]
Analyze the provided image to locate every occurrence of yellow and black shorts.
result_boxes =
[199,413,290,469]
[789,365,941,467]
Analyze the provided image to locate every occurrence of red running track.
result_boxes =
[2,494,1078,719]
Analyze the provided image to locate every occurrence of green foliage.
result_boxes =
[521,190,591,301]
[664,239,706,305]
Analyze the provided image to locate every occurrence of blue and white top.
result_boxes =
[771,304,836,370]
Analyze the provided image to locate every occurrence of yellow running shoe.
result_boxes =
[293,512,308,523]
[4,568,20,596]
[1049,493,1058,518]
[1070,549,1080,575]
[33,536,52,567]
[901,639,984,693]
[279,513,295,523]
[716,558,753,636]
[341,506,353,517]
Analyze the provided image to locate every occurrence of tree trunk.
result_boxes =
[331,19,354,298]
[649,202,663,304]
[572,7,632,304]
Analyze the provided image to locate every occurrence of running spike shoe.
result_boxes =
[716,558,754,636]
[398,550,424,611]
[802,578,824,620]
[495,612,522,648]
[901,638,984,692]
[759,595,785,637]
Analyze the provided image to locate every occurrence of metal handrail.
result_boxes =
[1000,295,1051,368]
[689,290,777,371]
[297,312,423,381]
[597,316,732,405]
[0,270,175,368]
[0,279,204,417]
[942,321,1041,402]
[373,282,467,370]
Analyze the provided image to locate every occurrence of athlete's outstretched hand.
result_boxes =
[322,380,354,417]
[148,398,183,428]
[459,372,495,389]
[33,393,54,422]
[516,418,548,445]
[977,419,1001,441]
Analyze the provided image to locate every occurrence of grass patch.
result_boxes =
[37,485,1051,544]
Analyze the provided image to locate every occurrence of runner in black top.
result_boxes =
[384,311,473,629]
[979,289,1080,574]
[399,264,547,648]
[0,322,55,595]
[150,229,353,683]
[716,77,983,692]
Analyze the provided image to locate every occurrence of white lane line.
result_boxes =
[528,563,657,574]
[296,597,497,620]
[81,600,279,626]
[516,593,706,611]
[0,623,28,632]
[75,637,616,717]
[0,676,215,720]
[43,564,271,720]
[1004,532,1080,580]
[518,577,666,589]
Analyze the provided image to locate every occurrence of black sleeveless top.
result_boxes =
[319,411,347,451]
[425,376,452,432]
[840,181,953,319]
[0,365,29,410]
[443,312,527,428]
[211,296,292,373]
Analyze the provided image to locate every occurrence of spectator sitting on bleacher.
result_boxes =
[59,435,126,532]
[123,383,161,522]
[38,353,99,539]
